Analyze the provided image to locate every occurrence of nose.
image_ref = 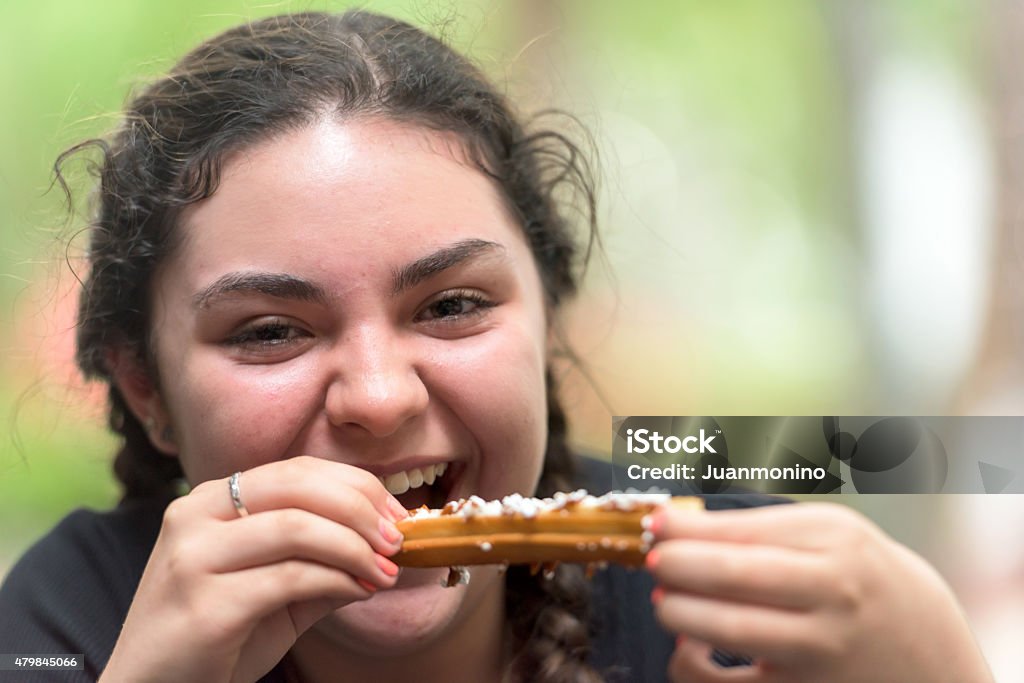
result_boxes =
[323,326,429,438]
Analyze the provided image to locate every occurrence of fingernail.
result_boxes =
[651,586,664,605]
[643,511,665,535]
[379,518,403,545]
[645,548,660,570]
[357,578,377,593]
[376,554,400,577]
[387,497,409,522]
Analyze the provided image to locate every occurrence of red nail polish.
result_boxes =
[651,586,664,605]
[644,511,665,535]
[376,554,400,577]
[357,578,377,593]
[379,518,403,545]
[645,549,660,569]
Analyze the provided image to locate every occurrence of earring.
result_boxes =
[144,416,156,433]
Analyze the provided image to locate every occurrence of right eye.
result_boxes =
[224,318,312,356]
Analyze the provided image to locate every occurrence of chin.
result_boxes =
[310,565,500,656]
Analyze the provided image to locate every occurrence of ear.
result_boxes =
[105,345,178,456]
[546,320,568,360]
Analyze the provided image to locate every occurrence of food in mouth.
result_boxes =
[392,490,703,568]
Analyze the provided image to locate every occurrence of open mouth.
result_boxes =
[378,462,461,510]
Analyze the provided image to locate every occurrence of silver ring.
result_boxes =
[228,471,249,517]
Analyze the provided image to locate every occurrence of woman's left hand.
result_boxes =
[645,502,994,682]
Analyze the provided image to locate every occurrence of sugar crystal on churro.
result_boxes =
[407,489,671,520]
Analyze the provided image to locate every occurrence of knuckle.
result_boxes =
[829,503,870,533]
[186,478,220,501]
[843,519,873,546]
[162,496,192,531]
[164,534,203,577]
[275,508,310,539]
[715,552,745,588]
[814,549,866,615]
[349,465,380,491]
[802,620,853,661]
[713,610,746,646]
[819,504,878,549]
[294,454,319,469]
[816,502,856,527]
[285,454,316,476]
[274,560,307,590]
[328,487,356,515]
[832,571,864,612]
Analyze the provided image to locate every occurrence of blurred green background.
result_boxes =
[2,1,1022,675]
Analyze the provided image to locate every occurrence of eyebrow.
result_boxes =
[193,272,328,309]
[391,239,505,294]
[192,239,506,309]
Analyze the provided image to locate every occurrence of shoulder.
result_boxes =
[0,498,167,681]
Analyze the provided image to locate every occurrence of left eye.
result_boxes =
[417,290,494,322]
[224,319,311,352]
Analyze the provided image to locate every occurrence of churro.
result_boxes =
[393,490,703,568]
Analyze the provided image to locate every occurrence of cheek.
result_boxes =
[166,354,323,482]
[427,316,548,493]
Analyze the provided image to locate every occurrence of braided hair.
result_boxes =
[503,372,603,682]
[60,10,601,682]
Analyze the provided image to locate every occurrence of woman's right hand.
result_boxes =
[99,456,408,683]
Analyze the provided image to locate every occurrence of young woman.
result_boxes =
[0,10,994,683]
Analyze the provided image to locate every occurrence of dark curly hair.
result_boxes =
[57,10,601,682]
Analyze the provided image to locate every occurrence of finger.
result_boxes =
[250,456,408,521]
[212,559,377,631]
[204,508,401,587]
[647,540,830,610]
[287,597,348,635]
[654,590,814,661]
[191,459,406,551]
[669,638,778,683]
[233,597,350,683]
[228,472,402,558]
[648,503,852,552]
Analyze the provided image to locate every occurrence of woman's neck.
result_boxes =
[288,577,507,683]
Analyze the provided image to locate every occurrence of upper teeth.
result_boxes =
[381,462,448,495]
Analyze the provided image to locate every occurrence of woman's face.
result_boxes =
[144,118,549,651]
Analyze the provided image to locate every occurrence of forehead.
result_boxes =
[171,118,525,284]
